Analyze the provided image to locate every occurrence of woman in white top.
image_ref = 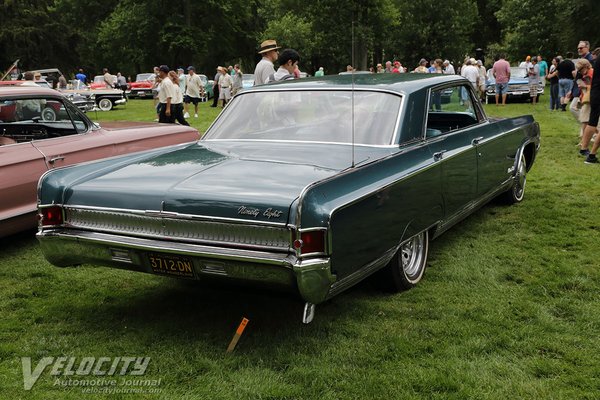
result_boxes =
[168,71,189,126]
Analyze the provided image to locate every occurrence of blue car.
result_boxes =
[485,67,544,103]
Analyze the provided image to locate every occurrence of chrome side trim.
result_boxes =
[327,246,397,299]
[435,178,513,237]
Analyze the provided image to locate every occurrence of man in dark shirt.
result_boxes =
[582,53,600,163]
[557,57,575,111]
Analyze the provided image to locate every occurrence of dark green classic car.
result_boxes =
[37,74,540,323]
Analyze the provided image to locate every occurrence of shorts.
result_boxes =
[579,102,590,123]
[219,87,232,101]
[495,82,508,95]
[184,95,200,105]
[558,79,573,98]
[529,83,538,97]
[588,101,600,127]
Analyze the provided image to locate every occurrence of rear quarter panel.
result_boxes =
[300,144,443,281]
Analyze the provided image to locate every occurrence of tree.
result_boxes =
[388,0,478,68]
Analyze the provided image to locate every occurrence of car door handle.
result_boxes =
[471,136,484,146]
[433,150,447,161]
[49,156,65,164]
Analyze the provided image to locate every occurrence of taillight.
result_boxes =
[293,230,326,255]
[40,205,63,227]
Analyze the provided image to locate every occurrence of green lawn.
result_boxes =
[1,98,599,399]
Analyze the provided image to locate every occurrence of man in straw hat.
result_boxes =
[254,39,281,86]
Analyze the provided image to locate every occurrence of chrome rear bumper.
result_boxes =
[37,229,335,304]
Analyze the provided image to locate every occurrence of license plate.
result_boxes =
[148,253,194,278]
[137,91,145,97]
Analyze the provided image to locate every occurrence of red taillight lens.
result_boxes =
[294,230,326,255]
[40,206,63,227]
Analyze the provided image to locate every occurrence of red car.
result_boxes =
[90,74,116,89]
[0,86,200,237]
[127,73,155,99]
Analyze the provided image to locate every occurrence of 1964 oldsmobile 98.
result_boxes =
[37,74,540,323]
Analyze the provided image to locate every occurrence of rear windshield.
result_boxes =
[204,90,402,146]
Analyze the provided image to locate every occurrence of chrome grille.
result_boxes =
[509,84,529,92]
[64,207,291,251]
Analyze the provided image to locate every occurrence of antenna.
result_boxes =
[351,21,355,168]
[1,59,20,81]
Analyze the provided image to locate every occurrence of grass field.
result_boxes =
[1,97,599,399]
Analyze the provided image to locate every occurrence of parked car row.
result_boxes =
[126,72,215,100]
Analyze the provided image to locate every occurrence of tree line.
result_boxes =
[1,0,598,79]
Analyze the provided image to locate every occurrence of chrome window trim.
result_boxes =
[423,82,489,140]
[201,88,404,146]
[203,138,398,149]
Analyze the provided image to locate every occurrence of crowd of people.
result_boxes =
[62,37,600,164]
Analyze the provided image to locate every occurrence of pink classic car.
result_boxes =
[0,86,200,237]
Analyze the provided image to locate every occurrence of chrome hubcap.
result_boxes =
[401,233,425,278]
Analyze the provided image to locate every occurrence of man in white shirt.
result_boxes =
[157,65,176,123]
[254,39,280,86]
[461,58,480,91]
[443,60,455,74]
[183,66,204,118]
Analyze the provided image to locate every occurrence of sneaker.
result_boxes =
[585,154,598,164]
[579,149,590,156]
[194,114,198,118]
[183,112,190,118]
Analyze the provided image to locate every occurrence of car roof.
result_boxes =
[0,86,61,97]
[246,73,467,95]
[27,68,63,74]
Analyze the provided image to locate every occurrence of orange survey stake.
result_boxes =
[227,317,249,353]
[236,318,249,335]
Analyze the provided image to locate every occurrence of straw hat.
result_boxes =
[258,40,281,54]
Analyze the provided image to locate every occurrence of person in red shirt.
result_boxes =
[492,54,511,106]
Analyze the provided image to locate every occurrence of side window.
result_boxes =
[426,84,480,138]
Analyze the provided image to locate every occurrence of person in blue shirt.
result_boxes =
[75,69,87,84]
[537,55,548,86]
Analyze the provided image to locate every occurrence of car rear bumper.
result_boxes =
[37,229,335,304]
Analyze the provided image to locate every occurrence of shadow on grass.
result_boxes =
[6,201,509,354]
[0,229,38,259]
[44,267,389,354]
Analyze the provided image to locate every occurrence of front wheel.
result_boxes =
[97,98,113,111]
[383,230,429,291]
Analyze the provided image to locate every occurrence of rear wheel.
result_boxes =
[384,230,429,291]
[503,153,527,204]
[41,107,56,121]
[97,98,113,111]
